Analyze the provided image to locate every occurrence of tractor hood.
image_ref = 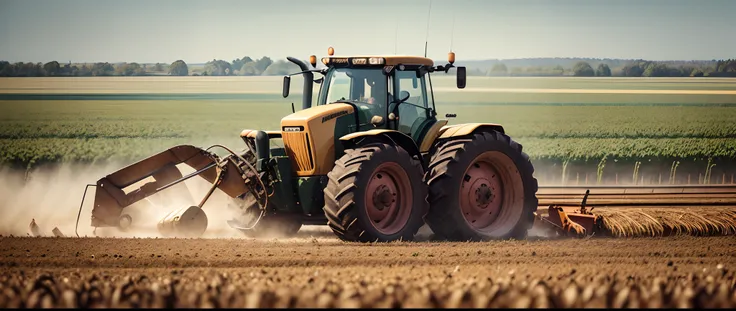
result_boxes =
[280,104,356,176]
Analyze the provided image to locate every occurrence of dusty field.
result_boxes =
[1,235,734,308]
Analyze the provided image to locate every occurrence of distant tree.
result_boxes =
[240,62,261,76]
[116,62,145,76]
[643,63,670,77]
[595,63,611,76]
[621,64,645,77]
[253,57,273,73]
[261,60,300,76]
[232,56,254,72]
[153,63,165,72]
[237,57,273,76]
[0,61,10,76]
[668,66,687,77]
[203,59,232,76]
[687,68,702,77]
[43,61,61,76]
[710,59,736,76]
[86,62,113,76]
[76,64,89,76]
[489,63,508,75]
[169,60,188,76]
[573,61,595,77]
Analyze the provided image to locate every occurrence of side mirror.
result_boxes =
[412,76,418,89]
[282,76,291,98]
[456,66,466,89]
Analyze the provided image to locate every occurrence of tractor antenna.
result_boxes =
[424,0,433,57]
[449,11,455,52]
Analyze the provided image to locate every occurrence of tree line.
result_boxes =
[0,56,299,77]
[485,59,736,77]
[1,57,734,77]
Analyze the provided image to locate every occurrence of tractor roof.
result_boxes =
[322,55,434,67]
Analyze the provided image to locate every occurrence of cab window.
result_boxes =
[393,70,429,138]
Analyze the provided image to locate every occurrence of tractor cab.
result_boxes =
[283,48,466,145]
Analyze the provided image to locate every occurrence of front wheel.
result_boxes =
[425,131,538,241]
[324,143,428,242]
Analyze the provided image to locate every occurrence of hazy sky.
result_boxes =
[0,0,734,63]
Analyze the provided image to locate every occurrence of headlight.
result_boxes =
[352,58,367,65]
[369,57,385,65]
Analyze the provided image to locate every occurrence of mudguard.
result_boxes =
[339,129,422,161]
[437,123,506,139]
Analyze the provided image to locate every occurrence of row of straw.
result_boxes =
[595,207,736,237]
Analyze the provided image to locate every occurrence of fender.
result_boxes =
[339,129,423,163]
[418,119,449,153]
[437,123,505,139]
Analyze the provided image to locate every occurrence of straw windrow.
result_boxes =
[596,208,736,237]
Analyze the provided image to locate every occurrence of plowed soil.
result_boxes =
[1,234,735,308]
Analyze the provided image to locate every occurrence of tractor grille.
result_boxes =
[282,131,314,173]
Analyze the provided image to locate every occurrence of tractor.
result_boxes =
[79,47,539,242]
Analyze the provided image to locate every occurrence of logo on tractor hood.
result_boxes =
[321,110,349,123]
[283,126,304,132]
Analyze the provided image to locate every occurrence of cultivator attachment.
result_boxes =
[533,186,736,238]
[76,144,267,238]
[534,190,603,238]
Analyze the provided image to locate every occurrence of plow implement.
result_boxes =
[73,144,269,238]
[532,185,736,238]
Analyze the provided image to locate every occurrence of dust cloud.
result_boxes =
[0,163,126,237]
[0,162,334,240]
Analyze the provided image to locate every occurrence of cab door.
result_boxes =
[392,69,436,143]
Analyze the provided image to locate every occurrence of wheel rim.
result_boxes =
[459,151,524,236]
[364,162,413,235]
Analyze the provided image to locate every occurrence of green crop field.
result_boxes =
[1,76,735,184]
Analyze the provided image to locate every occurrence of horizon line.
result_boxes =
[1,56,729,65]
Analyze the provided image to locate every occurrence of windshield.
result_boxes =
[318,68,389,106]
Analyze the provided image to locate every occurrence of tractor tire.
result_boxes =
[324,143,428,242]
[424,131,538,241]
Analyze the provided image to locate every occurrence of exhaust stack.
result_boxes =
[286,56,314,110]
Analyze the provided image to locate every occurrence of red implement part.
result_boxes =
[535,206,597,238]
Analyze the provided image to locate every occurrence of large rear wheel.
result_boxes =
[324,143,428,242]
[425,131,538,241]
